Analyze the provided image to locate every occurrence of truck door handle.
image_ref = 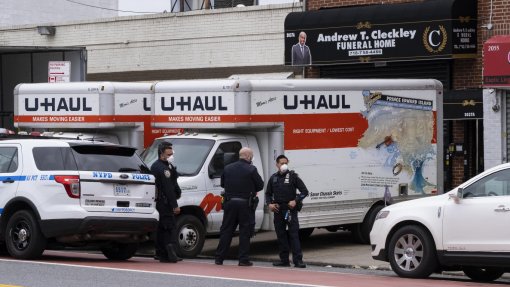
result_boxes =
[2,179,14,183]
[494,205,510,212]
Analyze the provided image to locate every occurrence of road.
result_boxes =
[0,251,508,287]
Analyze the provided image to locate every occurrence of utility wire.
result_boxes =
[64,0,164,14]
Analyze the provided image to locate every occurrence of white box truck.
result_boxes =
[13,81,178,152]
[14,79,443,258]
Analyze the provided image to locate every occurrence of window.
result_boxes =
[70,145,149,173]
[0,147,18,173]
[33,147,78,171]
[208,142,242,178]
[142,138,215,176]
[463,168,510,198]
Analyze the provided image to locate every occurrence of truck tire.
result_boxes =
[352,204,384,244]
[463,267,505,282]
[388,225,437,278]
[175,215,205,258]
[5,210,47,259]
[101,243,139,260]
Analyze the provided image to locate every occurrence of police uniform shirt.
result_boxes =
[151,159,180,209]
[265,171,309,205]
[221,159,264,199]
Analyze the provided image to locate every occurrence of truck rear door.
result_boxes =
[70,144,156,214]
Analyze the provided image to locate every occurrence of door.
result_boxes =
[0,145,21,211]
[204,140,245,231]
[443,168,510,252]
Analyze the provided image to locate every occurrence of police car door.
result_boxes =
[70,144,156,215]
[204,140,245,231]
[0,144,21,212]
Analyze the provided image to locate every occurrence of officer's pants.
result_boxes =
[215,198,251,263]
[274,207,302,264]
[156,203,177,257]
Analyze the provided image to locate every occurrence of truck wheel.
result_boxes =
[5,210,46,259]
[388,225,437,278]
[101,243,139,260]
[463,267,504,282]
[175,215,205,258]
[298,228,314,240]
[352,204,384,244]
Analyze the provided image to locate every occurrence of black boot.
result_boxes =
[165,243,182,263]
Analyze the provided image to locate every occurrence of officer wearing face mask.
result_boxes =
[265,155,309,268]
[150,142,182,263]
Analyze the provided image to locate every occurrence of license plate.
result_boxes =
[114,184,130,196]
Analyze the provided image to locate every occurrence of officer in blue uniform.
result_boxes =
[266,155,309,268]
[151,142,182,263]
[215,147,264,266]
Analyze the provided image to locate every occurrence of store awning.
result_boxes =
[483,35,510,87]
[284,0,477,66]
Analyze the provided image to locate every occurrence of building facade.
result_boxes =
[289,0,488,189]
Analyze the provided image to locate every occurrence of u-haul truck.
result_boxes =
[141,79,443,257]
[13,82,179,152]
[14,79,443,258]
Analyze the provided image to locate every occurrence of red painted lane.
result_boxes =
[1,251,490,287]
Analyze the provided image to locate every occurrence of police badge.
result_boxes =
[164,170,171,178]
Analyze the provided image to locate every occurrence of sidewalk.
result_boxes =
[198,228,391,270]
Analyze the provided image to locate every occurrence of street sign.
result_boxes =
[48,61,71,83]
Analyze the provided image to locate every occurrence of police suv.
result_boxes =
[0,135,158,260]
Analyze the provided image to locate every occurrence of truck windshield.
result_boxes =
[142,138,215,176]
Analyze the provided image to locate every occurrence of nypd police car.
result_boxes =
[0,136,158,260]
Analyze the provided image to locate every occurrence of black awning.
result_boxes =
[284,0,477,66]
[443,89,483,120]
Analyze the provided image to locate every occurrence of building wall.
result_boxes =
[0,0,118,28]
[0,4,300,80]
[483,89,504,169]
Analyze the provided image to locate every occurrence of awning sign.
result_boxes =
[284,0,477,66]
[483,36,510,87]
[48,61,71,83]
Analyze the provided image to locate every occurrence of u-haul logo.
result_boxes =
[24,97,93,112]
[160,96,227,112]
[284,94,351,110]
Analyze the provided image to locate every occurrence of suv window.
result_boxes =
[208,142,242,178]
[0,147,18,173]
[33,147,78,171]
[70,145,150,173]
[463,168,510,198]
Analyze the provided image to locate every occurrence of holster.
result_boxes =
[248,195,259,211]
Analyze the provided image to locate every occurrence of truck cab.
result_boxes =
[141,132,265,257]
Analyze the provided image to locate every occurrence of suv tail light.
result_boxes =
[54,175,80,198]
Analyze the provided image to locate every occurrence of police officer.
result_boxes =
[266,155,308,268]
[151,142,182,263]
[215,147,264,266]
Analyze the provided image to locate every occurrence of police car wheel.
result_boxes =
[5,210,46,259]
[175,215,205,258]
[101,243,139,260]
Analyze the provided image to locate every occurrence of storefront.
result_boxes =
[483,35,510,169]
[283,0,481,188]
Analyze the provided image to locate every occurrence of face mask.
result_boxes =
[167,155,175,164]
[280,164,288,173]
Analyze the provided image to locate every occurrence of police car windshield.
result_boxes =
[142,138,214,176]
